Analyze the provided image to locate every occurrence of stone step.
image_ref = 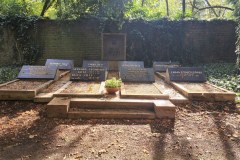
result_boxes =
[68,109,156,119]
[70,98,154,110]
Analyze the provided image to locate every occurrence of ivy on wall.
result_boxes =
[0,15,40,65]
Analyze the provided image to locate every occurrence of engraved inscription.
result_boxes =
[71,68,106,81]
[18,65,57,79]
[45,59,74,70]
[167,67,206,82]
[120,67,154,82]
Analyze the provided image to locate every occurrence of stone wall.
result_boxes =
[0,18,237,66]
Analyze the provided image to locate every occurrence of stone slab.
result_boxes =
[71,67,107,81]
[18,65,57,80]
[45,59,74,70]
[102,33,126,61]
[166,67,206,82]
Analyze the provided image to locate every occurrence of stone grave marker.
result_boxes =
[71,67,107,81]
[118,61,144,71]
[153,61,180,72]
[119,67,155,82]
[166,67,207,82]
[45,59,74,70]
[102,33,126,61]
[18,65,57,79]
[82,60,109,70]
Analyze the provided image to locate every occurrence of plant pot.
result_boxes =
[106,87,119,94]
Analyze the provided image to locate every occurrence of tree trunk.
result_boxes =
[165,0,169,16]
[141,0,145,7]
[192,0,196,13]
[182,0,186,17]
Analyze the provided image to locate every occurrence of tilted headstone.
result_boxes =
[18,65,57,79]
[119,67,155,82]
[82,60,109,70]
[71,67,107,81]
[45,59,74,70]
[153,61,180,72]
[166,67,207,82]
[118,61,144,71]
[102,33,126,61]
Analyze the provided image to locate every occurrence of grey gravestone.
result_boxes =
[45,59,74,70]
[120,67,155,82]
[118,61,144,70]
[71,67,107,81]
[18,65,57,79]
[82,60,109,70]
[153,61,180,72]
[166,67,206,82]
[102,33,126,61]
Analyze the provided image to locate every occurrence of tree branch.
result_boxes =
[197,6,234,12]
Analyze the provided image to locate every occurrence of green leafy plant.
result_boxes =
[204,63,240,92]
[0,67,20,84]
[105,77,122,88]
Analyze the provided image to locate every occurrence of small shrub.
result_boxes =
[105,77,122,88]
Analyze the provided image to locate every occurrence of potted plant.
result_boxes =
[105,77,122,94]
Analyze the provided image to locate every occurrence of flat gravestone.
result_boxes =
[166,67,207,82]
[45,59,74,70]
[153,61,180,72]
[118,61,144,71]
[18,65,57,79]
[82,60,109,70]
[102,33,126,61]
[71,67,107,81]
[120,67,155,82]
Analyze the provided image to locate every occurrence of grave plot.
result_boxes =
[165,67,236,101]
[0,79,53,100]
[119,67,169,99]
[54,67,106,98]
[0,66,57,100]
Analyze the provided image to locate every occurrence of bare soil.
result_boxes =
[41,81,68,93]
[0,101,239,160]
[124,83,161,94]
[61,82,101,94]
[0,80,49,90]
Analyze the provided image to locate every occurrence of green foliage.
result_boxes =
[0,0,43,16]
[228,0,240,69]
[0,67,20,84]
[204,63,240,92]
[0,15,40,64]
[105,77,122,88]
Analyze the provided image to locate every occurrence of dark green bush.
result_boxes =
[0,67,20,84]
[204,63,240,92]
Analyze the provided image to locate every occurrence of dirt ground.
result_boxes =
[0,101,239,160]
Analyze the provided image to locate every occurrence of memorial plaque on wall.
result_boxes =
[45,59,74,70]
[119,68,155,82]
[166,67,207,82]
[118,61,144,71]
[102,33,126,61]
[82,60,109,70]
[18,65,57,79]
[71,68,107,81]
[153,61,180,72]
